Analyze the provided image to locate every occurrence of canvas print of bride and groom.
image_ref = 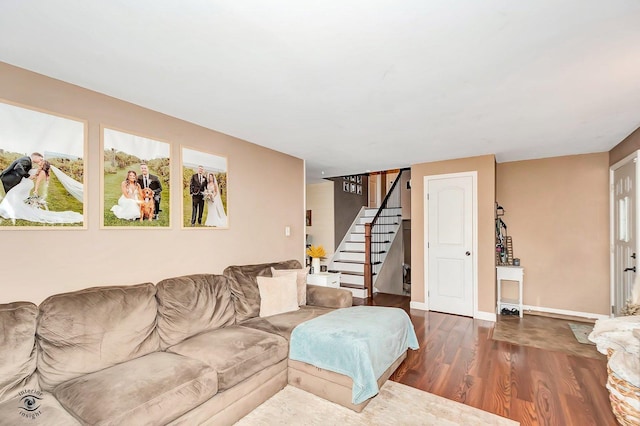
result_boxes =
[102,127,170,227]
[0,102,85,227]
[182,147,228,229]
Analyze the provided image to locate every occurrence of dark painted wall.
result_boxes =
[330,175,368,249]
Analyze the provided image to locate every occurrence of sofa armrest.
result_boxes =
[306,285,352,308]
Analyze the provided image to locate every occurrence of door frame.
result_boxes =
[610,150,639,317]
[424,171,479,317]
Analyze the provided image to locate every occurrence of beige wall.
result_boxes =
[609,126,640,166]
[496,153,610,315]
[0,62,304,304]
[305,181,335,259]
[410,155,496,314]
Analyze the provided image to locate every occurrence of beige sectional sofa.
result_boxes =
[0,260,352,425]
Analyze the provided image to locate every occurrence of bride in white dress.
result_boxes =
[204,173,227,227]
[110,170,142,220]
[0,162,83,224]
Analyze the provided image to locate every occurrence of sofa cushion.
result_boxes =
[271,266,309,305]
[37,283,160,391]
[240,305,334,340]
[167,325,288,391]
[54,352,218,426]
[257,273,300,317]
[156,274,235,349]
[224,260,302,322]
[0,302,39,404]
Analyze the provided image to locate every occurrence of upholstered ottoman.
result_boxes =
[287,306,418,412]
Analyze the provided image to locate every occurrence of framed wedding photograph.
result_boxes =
[350,182,356,193]
[0,100,87,229]
[356,175,362,184]
[101,127,171,228]
[181,147,228,229]
[342,181,350,192]
[356,185,362,195]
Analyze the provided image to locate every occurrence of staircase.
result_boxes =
[329,207,402,298]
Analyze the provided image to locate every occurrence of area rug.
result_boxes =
[568,322,596,345]
[234,381,518,425]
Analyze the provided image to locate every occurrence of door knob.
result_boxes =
[624,266,636,272]
[465,251,471,256]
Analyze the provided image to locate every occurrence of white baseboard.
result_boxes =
[474,311,496,322]
[523,304,609,321]
[410,301,428,311]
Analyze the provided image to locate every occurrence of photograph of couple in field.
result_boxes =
[182,147,228,228]
[102,128,170,227]
[0,101,85,228]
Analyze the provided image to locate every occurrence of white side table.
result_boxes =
[496,266,524,318]
[307,272,340,288]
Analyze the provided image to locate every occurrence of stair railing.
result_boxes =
[364,169,406,296]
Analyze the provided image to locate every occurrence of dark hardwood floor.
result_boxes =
[354,293,617,426]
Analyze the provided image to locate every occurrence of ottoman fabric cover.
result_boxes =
[0,302,38,403]
[167,325,288,391]
[54,352,218,426]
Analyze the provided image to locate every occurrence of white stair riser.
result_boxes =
[341,274,364,285]
[349,234,365,242]
[344,242,365,251]
[338,252,365,262]
[354,224,365,233]
[345,287,368,298]
[331,262,364,273]
[363,209,378,217]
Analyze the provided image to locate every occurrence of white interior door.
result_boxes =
[612,157,636,316]
[425,173,475,317]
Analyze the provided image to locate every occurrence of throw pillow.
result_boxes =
[271,266,309,306]
[257,273,300,317]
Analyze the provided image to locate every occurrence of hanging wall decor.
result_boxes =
[0,100,86,228]
[101,127,171,228]
[181,146,228,229]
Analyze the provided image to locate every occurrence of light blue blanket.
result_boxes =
[289,306,419,404]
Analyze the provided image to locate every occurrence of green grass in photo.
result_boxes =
[0,172,84,227]
[103,165,170,227]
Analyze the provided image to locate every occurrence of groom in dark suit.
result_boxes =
[0,152,43,194]
[189,165,207,226]
[138,163,163,220]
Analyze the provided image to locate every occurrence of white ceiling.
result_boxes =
[1,1,639,182]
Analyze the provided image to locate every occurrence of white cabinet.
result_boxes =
[496,266,524,318]
[307,272,340,288]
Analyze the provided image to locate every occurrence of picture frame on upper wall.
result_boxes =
[0,100,87,229]
[181,146,228,229]
[350,182,356,193]
[343,181,350,192]
[101,126,171,228]
[356,175,362,184]
[306,209,312,226]
[356,185,362,195]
